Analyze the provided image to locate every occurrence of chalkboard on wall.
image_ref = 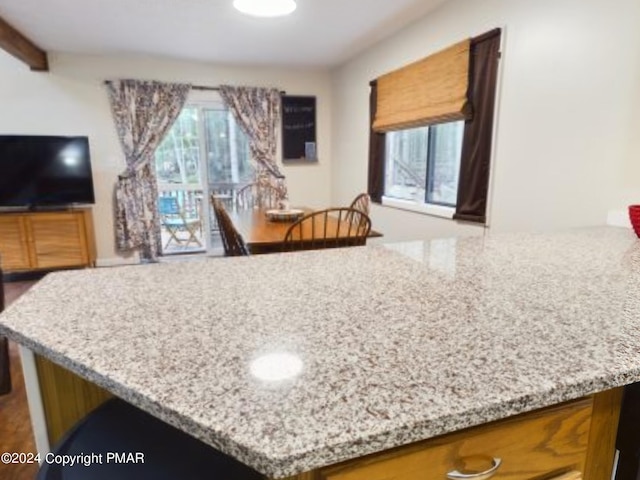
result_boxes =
[282,95,317,162]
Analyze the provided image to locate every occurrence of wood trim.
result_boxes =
[80,208,98,267]
[584,387,624,480]
[0,14,48,71]
[34,355,111,445]
[552,471,582,480]
[268,473,318,480]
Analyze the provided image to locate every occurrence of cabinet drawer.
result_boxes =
[320,398,592,480]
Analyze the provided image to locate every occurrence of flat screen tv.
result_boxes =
[0,135,95,208]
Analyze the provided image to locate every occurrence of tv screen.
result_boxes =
[0,135,95,207]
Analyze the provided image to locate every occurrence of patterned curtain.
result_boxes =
[219,85,288,198]
[106,79,190,261]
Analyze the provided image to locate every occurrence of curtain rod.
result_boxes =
[193,85,287,95]
[103,81,286,95]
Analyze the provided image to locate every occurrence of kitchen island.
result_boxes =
[1,226,639,479]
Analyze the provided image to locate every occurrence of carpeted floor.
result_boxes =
[0,280,39,480]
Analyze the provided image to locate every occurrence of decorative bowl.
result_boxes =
[265,209,304,222]
[629,205,640,237]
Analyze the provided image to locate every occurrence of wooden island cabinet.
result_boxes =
[305,388,621,480]
[26,356,626,480]
[0,208,96,273]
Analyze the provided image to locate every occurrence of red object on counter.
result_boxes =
[629,205,640,237]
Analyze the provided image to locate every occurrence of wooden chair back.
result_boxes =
[209,182,238,210]
[349,193,371,215]
[211,196,249,257]
[283,208,371,252]
[236,182,282,210]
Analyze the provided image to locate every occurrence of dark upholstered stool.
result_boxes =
[615,383,640,480]
[37,398,264,480]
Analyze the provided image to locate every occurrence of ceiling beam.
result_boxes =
[0,15,48,71]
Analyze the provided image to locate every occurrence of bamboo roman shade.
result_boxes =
[373,39,471,132]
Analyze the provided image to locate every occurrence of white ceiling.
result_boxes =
[0,0,448,68]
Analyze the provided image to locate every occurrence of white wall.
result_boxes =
[4,0,639,261]
[331,0,640,242]
[0,51,332,264]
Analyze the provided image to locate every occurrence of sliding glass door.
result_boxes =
[154,100,252,256]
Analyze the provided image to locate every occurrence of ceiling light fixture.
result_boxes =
[233,0,297,17]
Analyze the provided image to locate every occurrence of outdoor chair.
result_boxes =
[158,196,202,250]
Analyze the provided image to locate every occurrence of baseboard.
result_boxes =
[95,256,140,268]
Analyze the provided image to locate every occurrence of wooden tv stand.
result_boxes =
[0,208,96,273]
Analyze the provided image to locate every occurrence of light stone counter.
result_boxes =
[1,226,640,478]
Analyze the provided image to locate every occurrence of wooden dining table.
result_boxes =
[229,207,382,254]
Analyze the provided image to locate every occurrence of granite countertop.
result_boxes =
[2,226,640,478]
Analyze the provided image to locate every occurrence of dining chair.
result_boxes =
[0,267,10,396]
[158,196,202,250]
[211,196,250,257]
[346,193,371,225]
[282,207,371,252]
[349,193,371,216]
[236,182,283,210]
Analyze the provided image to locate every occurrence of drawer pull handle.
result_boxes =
[446,457,502,480]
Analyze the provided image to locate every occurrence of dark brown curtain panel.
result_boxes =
[453,28,501,224]
[367,81,386,203]
[0,268,10,396]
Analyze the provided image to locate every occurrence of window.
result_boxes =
[384,120,464,208]
[369,29,501,223]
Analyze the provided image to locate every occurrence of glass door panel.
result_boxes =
[156,107,202,185]
[203,108,253,248]
[155,107,207,255]
[153,102,254,256]
[204,109,253,189]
